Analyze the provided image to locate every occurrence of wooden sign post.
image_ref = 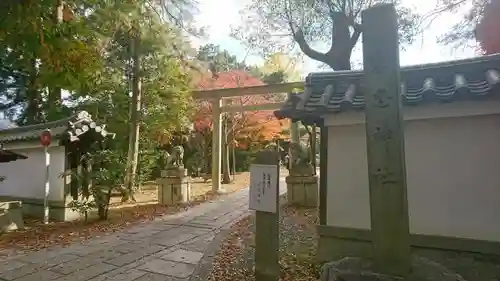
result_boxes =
[250,142,280,281]
[362,3,411,277]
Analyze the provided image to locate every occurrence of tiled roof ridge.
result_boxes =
[0,111,92,134]
[306,53,500,82]
[0,111,117,144]
[275,54,500,121]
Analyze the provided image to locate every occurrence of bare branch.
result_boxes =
[292,28,328,63]
[350,27,361,47]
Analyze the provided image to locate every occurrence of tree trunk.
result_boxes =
[293,12,359,71]
[311,125,317,175]
[229,111,236,179]
[26,58,40,124]
[325,55,352,71]
[204,133,211,175]
[81,156,91,198]
[221,118,231,184]
[47,88,61,121]
[231,129,236,179]
[203,132,212,180]
[97,189,112,220]
[222,142,231,184]
[47,0,64,122]
[123,27,142,202]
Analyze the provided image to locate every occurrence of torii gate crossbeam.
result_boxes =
[191,82,303,193]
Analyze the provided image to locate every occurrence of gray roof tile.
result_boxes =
[275,54,500,122]
[0,111,114,144]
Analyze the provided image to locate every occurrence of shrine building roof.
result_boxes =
[0,111,115,145]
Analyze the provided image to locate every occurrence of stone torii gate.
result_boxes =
[191,82,302,193]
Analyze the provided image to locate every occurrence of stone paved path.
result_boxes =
[0,179,287,281]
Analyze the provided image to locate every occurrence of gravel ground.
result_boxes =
[416,248,500,281]
[206,205,500,281]
[206,206,321,281]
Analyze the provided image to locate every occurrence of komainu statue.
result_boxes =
[288,143,314,176]
[165,145,184,169]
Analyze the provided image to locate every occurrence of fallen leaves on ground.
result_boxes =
[109,172,252,207]
[208,217,254,281]
[0,191,223,257]
[189,172,252,199]
[207,205,321,281]
[0,173,252,257]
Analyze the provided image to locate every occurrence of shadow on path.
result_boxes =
[0,179,287,281]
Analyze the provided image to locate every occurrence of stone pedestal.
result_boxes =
[285,174,318,207]
[163,167,187,178]
[0,201,24,233]
[156,168,191,205]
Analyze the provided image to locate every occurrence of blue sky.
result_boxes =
[192,0,478,76]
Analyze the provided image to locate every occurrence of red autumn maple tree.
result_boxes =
[476,0,500,54]
[193,70,288,146]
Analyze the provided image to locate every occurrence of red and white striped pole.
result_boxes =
[40,129,52,224]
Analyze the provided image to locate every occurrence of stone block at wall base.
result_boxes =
[319,257,467,281]
[0,196,80,222]
[316,228,372,263]
[156,175,191,205]
[0,201,24,232]
[316,225,500,264]
[285,175,318,207]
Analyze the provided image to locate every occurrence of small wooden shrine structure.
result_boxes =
[0,111,115,221]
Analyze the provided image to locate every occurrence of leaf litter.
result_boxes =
[0,191,225,257]
[0,172,254,257]
[207,205,322,281]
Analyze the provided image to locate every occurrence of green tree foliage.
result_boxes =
[426,0,489,49]
[195,44,300,85]
[76,1,194,201]
[259,52,303,82]
[0,0,195,217]
[0,0,102,123]
[196,43,249,74]
[475,0,500,54]
[193,45,291,178]
[231,0,421,70]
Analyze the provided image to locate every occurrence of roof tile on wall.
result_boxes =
[275,54,500,121]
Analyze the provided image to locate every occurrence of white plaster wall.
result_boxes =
[0,145,66,201]
[326,114,500,242]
